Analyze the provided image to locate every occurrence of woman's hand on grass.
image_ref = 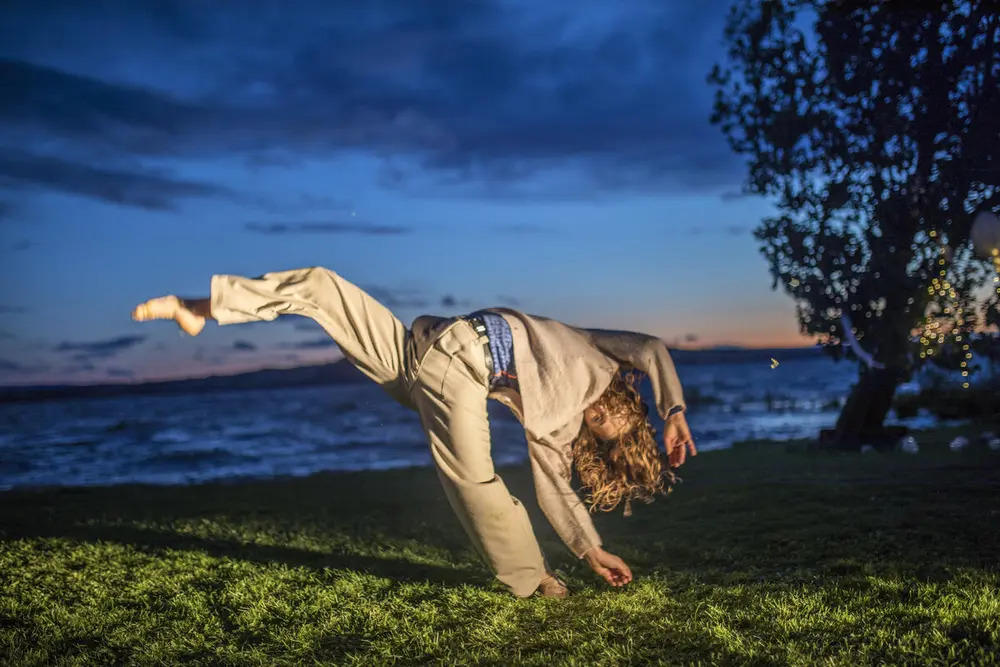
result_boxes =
[584,547,632,587]
[664,411,697,468]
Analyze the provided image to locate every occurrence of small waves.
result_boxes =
[0,359,947,490]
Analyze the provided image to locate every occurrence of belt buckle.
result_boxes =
[469,316,488,337]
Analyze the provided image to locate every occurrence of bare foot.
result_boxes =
[132,295,206,337]
[536,572,569,598]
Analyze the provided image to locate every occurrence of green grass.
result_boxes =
[2,424,999,666]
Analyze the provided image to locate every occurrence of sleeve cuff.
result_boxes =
[573,539,603,559]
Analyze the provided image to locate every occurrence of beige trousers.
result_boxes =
[210,266,547,597]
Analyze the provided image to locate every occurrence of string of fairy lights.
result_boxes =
[916,231,1000,389]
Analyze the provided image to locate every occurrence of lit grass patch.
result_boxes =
[2,424,998,665]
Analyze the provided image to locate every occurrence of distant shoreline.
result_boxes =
[0,346,824,405]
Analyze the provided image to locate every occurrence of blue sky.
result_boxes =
[0,0,810,386]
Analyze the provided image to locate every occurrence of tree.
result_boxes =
[709,0,1000,445]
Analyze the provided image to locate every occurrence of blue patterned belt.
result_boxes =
[463,313,518,391]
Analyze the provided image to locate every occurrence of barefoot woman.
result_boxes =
[133,266,696,598]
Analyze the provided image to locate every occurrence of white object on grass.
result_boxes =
[897,436,919,454]
[860,444,876,454]
[949,436,969,451]
[970,209,1000,260]
[988,438,1000,451]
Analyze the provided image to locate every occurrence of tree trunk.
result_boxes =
[823,273,921,448]
[822,366,908,448]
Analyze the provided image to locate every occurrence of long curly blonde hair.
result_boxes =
[571,372,675,515]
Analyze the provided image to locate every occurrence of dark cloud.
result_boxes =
[0,59,217,158]
[0,359,24,373]
[59,362,97,375]
[0,330,15,339]
[363,286,428,310]
[281,337,338,350]
[54,334,147,361]
[684,333,699,343]
[245,221,410,236]
[2,1,740,201]
[11,239,30,251]
[0,358,48,374]
[441,294,472,309]
[291,318,324,332]
[106,367,135,378]
[193,346,224,365]
[0,150,231,211]
[0,305,28,314]
[232,340,256,351]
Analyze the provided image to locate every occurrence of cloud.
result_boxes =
[0,305,28,314]
[106,367,135,378]
[363,286,428,310]
[2,1,741,201]
[0,330,15,339]
[10,239,30,251]
[291,319,324,333]
[0,358,48,374]
[0,359,23,373]
[58,362,97,375]
[684,333,699,343]
[245,221,411,236]
[0,58,218,158]
[441,294,472,309]
[54,334,147,361]
[0,150,231,211]
[281,337,338,350]
[193,346,225,365]
[232,340,256,351]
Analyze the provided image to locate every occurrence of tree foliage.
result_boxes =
[709,0,1000,376]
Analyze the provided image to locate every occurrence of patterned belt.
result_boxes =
[464,316,495,378]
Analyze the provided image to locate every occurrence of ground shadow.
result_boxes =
[0,470,498,591]
[4,520,484,588]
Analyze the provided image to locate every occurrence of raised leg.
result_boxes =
[134,267,412,406]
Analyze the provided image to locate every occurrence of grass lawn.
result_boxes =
[2,423,999,666]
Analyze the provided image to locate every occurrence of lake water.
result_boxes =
[0,355,943,491]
